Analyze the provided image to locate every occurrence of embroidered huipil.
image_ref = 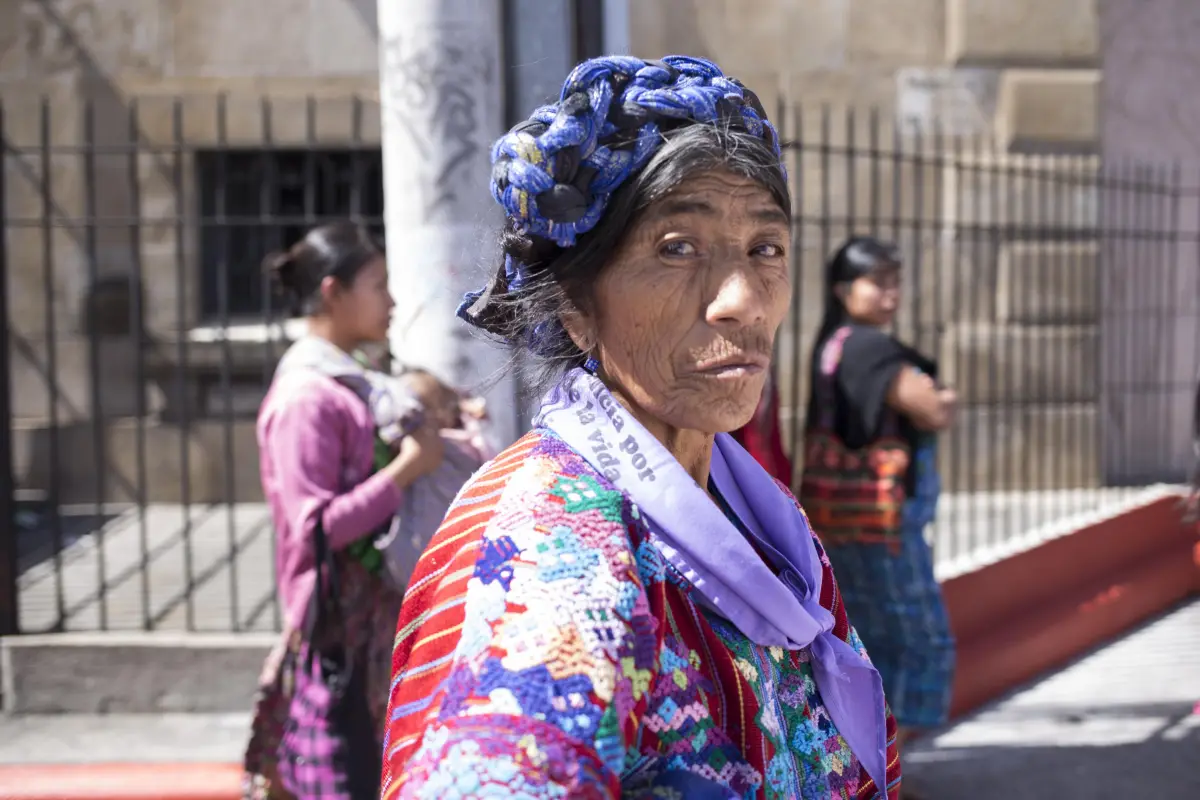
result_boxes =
[382,431,901,799]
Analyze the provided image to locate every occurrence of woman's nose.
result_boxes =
[706,263,768,327]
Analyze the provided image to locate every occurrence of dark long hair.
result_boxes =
[811,235,902,354]
[805,236,902,428]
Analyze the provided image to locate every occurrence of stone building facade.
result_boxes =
[1,0,1109,502]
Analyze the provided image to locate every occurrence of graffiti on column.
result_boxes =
[381,24,497,224]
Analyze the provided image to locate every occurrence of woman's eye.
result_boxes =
[753,243,786,258]
[660,240,697,257]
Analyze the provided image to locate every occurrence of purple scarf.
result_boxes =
[535,368,887,791]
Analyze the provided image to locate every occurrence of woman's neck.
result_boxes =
[608,385,714,488]
[306,317,359,355]
[659,426,714,488]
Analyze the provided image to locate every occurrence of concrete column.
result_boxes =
[377,0,518,445]
[602,0,631,55]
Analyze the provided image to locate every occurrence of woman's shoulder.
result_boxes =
[841,323,899,352]
[392,428,653,691]
[407,429,647,593]
[818,325,914,386]
[440,428,643,536]
[386,429,662,786]
[258,369,363,429]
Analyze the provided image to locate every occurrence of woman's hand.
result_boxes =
[383,424,445,489]
[936,387,959,427]
[887,367,958,431]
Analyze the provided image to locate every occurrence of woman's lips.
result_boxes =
[693,354,770,378]
[703,364,765,378]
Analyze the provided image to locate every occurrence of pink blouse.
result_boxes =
[257,369,403,629]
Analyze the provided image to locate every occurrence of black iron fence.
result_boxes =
[2,96,1197,634]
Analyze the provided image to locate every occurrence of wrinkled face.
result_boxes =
[322,255,394,344]
[838,263,900,328]
[568,170,792,435]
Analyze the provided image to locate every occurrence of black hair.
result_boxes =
[802,235,902,434]
[468,122,790,400]
[811,235,902,352]
[263,221,384,316]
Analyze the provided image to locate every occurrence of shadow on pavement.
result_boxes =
[904,711,1199,798]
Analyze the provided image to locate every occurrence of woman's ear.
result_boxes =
[833,281,849,303]
[318,275,341,308]
[559,305,595,353]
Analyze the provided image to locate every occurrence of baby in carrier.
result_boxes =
[372,368,497,591]
[272,334,497,591]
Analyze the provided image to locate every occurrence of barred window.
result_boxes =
[196,149,384,320]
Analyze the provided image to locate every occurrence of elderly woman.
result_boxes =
[382,57,901,800]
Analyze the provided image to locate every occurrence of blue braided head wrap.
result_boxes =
[457,55,786,348]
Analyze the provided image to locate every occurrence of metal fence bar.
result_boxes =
[171,99,197,632]
[846,108,857,241]
[1130,161,1152,483]
[1090,158,1105,515]
[127,100,152,630]
[867,107,880,237]
[0,98,17,637]
[305,99,317,226]
[1011,154,1029,537]
[984,150,1001,552]
[350,96,365,225]
[82,100,110,630]
[259,98,283,634]
[929,119,945,479]
[946,134,965,562]
[1164,165,1183,488]
[215,94,240,632]
[787,101,804,463]
[968,138,987,552]
[894,116,911,343]
[1194,160,1200,497]
[1112,157,1131,482]
[1061,155,1077,513]
[36,100,66,631]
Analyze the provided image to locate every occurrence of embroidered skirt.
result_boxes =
[823,514,956,730]
[242,558,403,799]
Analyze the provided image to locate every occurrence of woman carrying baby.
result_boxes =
[242,221,447,799]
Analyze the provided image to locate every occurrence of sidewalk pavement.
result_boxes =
[0,714,246,800]
[1,599,1196,799]
[905,597,1200,798]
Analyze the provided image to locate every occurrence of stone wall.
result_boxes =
[631,1,1098,147]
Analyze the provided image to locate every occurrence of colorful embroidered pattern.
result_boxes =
[382,431,901,799]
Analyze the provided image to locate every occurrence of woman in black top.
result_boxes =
[798,236,958,769]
